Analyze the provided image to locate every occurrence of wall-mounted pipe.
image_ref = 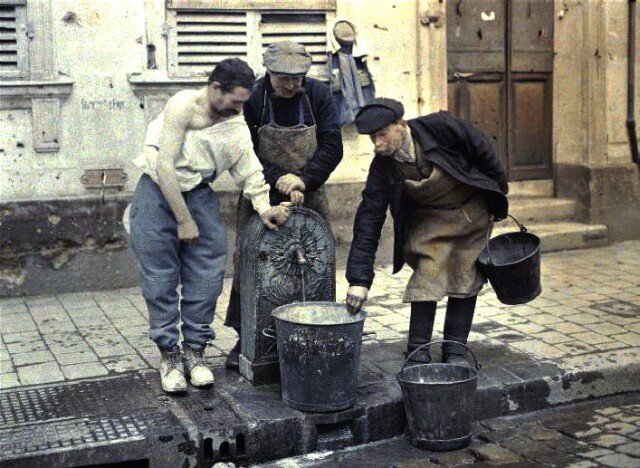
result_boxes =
[627,0,639,164]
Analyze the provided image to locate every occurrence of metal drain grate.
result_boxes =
[0,373,155,425]
[0,416,145,458]
[0,409,185,462]
[0,372,190,464]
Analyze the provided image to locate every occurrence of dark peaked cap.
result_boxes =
[354,98,405,134]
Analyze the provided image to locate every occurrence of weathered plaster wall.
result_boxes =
[553,0,640,240]
[1,1,147,202]
[0,0,430,200]
[1,110,38,200]
[53,0,147,191]
[553,0,639,168]
[604,0,633,164]
[326,0,424,184]
[553,0,586,167]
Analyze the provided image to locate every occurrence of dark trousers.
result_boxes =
[408,295,477,356]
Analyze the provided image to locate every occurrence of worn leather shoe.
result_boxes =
[183,346,214,387]
[404,347,432,364]
[225,339,241,370]
[160,348,187,393]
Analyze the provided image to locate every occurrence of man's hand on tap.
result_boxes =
[276,173,305,195]
[260,205,290,231]
[289,190,304,205]
[346,285,369,314]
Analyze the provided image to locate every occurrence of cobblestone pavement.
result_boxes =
[0,241,639,390]
[261,394,640,467]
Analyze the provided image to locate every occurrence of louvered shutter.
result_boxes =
[167,10,249,77]
[0,2,27,78]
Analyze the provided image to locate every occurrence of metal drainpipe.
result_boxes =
[627,0,639,164]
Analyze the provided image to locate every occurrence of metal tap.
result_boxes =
[294,247,307,265]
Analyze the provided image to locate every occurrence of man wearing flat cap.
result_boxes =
[345,98,509,365]
[224,41,343,368]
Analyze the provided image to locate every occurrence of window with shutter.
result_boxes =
[168,10,249,76]
[0,1,27,79]
[166,3,333,80]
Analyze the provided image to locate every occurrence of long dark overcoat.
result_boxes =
[346,111,509,289]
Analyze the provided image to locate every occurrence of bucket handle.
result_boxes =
[262,323,277,340]
[402,340,481,371]
[486,214,528,266]
[261,323,278,355]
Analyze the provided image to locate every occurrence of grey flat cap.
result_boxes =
[263,41,312,75]
[354,98,405,134]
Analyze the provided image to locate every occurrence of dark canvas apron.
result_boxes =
[225,93,329,328]
[259,93,329,218]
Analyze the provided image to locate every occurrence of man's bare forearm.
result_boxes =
[157,160,192,224]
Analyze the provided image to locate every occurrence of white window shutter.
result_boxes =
[0,3,28,78]
[167,10,249,77]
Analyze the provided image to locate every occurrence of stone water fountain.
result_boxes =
[237,206,336,385]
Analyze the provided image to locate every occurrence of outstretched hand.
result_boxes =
[346,285,369,314]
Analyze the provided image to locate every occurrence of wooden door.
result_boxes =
[447,0,554,180]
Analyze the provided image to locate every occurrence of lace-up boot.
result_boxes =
[183,346,215,387]
[159,348,187,393]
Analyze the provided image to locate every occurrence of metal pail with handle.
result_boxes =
[396,340,480,451]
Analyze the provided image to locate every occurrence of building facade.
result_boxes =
[0,0,638,296]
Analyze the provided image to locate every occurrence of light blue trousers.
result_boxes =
[130,174,227,351]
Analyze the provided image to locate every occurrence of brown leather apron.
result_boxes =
[259,93,329,218]
[397,158,491,303]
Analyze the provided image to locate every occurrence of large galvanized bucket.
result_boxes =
[396,340,480,451]
[268,302,366,412]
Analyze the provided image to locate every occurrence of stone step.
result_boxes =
[492,221,609,253]
[507,179,554,197]
[506,197,578,224]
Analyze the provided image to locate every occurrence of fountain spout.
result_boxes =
[294,247,307,265]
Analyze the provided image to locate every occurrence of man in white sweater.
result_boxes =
[129,58,289,393]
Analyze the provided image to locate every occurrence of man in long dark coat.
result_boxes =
[345,98,509,364]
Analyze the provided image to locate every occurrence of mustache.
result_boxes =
[274,86,306,96]
[215,108,240,117]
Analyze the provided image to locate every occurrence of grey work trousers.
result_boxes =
[130,174,227,351]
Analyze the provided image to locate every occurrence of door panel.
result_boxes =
[510,74,553,179]
[446,0,505,73]
[448,74,507,169]
[468,78,506,169]
[511,0,554,72]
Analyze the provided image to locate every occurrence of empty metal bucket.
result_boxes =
[396,340,480,451]
[269,302,366,412]
[477,215,542,305]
